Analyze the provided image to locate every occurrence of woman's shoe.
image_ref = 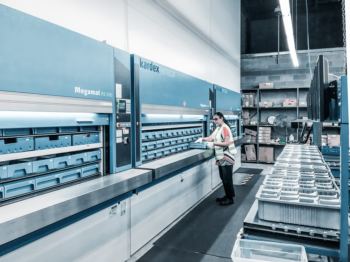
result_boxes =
[220,198,234,206]
[216,196,227,202]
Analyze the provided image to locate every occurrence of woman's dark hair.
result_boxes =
[214,112,230,127]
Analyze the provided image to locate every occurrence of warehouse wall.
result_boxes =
[0,0,240,92]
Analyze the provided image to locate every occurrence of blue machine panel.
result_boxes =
[214,85,242,113]
[0,137,34,154]
[133,55,211,109]
[72,133,100,146]
[35,135,72,150]
[35,173,60,190]
[3,178,36,198]
[0,4,114,101]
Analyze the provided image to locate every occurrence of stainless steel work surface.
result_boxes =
[0,168,152,246]
[136,149,214,180]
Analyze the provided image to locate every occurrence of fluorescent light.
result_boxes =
[279,0,299,67]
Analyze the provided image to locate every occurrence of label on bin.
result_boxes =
[109,205,118,218]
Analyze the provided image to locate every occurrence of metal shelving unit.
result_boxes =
[241,86,309,164]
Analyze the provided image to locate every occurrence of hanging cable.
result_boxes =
[342,0,347,75]
[305,0,312,76]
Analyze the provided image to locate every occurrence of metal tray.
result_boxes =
[256,185,341,230]
[273,163,330,172]
[276,158,325,165]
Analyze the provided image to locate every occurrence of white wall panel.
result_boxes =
[130,161,212,255]
[128,0,211,57]
[128,5,211,81]
[1,199,131,262]
[0,0,125,50]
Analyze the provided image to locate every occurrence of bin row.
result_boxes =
[0,126,100,137]
[142,143,190,160]
[0,163,101,199]
[142,127,203,141]
[0,133,100,155]
[142,134,202,151]
[0,150,101,180]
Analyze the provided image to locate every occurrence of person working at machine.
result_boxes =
[195,112,237,206]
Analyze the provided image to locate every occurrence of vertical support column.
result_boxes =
[340,76,349,262]
[312,122,322,148]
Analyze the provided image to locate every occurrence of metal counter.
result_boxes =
[136,149,214,180]
[0,168,152,246]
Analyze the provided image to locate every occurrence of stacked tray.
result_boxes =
[256,144,341,230]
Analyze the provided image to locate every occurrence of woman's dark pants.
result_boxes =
[218,165,235,199]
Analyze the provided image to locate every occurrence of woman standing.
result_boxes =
[195,112,236,206]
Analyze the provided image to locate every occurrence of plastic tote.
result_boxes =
[231,239,308,262]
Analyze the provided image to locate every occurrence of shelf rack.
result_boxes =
[241,86,309,164]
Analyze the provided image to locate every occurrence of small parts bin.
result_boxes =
[34,127,58,134]
[35,173,60,190]
[142,141,156,151]
[0,137,34,154]
[3,178,36,198]
[87,150,101,162]
[0,162,33,180]
[35,135,71,150]
[2,128,31,136]
[72,133,99,145]
[81,164,100,177]
[32,158,54,173]
[60,168,82,183]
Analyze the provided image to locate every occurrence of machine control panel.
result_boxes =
[116,122,131,128]
[116,99,131,114]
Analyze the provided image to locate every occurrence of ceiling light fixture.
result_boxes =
[279,0,299,67]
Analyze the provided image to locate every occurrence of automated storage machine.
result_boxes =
[0,5,151,262]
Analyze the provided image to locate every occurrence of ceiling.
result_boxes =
[241,0,342,21]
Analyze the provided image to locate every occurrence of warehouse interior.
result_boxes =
[0,0,349,261]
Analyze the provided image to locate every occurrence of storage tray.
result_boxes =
[277,154,323,160]
[0,137,34,154]
[256,185,340,230]
[263,176,339,191]
[35,135,72,150]
[269,170,333,179]
[231,239,308,262]
[72,133,99,145]
[276,158,325,165]
[273,163,330,172]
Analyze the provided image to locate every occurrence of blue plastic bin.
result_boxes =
[147,150,157,159]
[156,140,165,148]
[70,152,88,165]
[163,139,171,146]
[60,168,82,183]
[173,129,184,136]
[163,147,171,155]
[142,132,150,140]
[155,149,164,157]
[32,158,54,174]
[183,129,191,135]
[35,135,72,150]
[163,130,173,138]
[183,143,189,150]
[3,128,31,136]
[53,154,71,169]
[169,137,177,145]
[142,141,156,151]
[34,127,58,134]
[59,126,79,133]
[177,137,184,143]
[3,178,36,198]
[170,146,177,153]
[7,162,33,179]
[87,150,101,162]
[168,130,177,137]
[0,137,34,155]
[142,152,148,160]
[72,133,100,146]
[177,144,184,151]
[183,136,190,142]
[0,162,8,179]
[147,131,164,139]
[80,126,100,132]
[81,163,100,177]
[35,173,60,190]
[0,184,4,198]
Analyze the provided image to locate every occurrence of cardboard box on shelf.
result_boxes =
[323,122,333,127]
[242,118,250,125]
[243,94,250,107]
[250,137,257,142]
[299,102,307,107]
[242,109,250,118]
[259,83,274,88]
[244,128,257,136]
[284,99,297,103]
[322,135,328,146]
[258,147,275,162]
[283,102,297,107]
[259,102,274,107]
[259,127,272,134]
[327,134,340,147]
[259,134,271,139]
[333,123,339,126]
[259,139,271,143]
[241,153,247,162]
[249,93,255,107]
[245,145,256,161]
